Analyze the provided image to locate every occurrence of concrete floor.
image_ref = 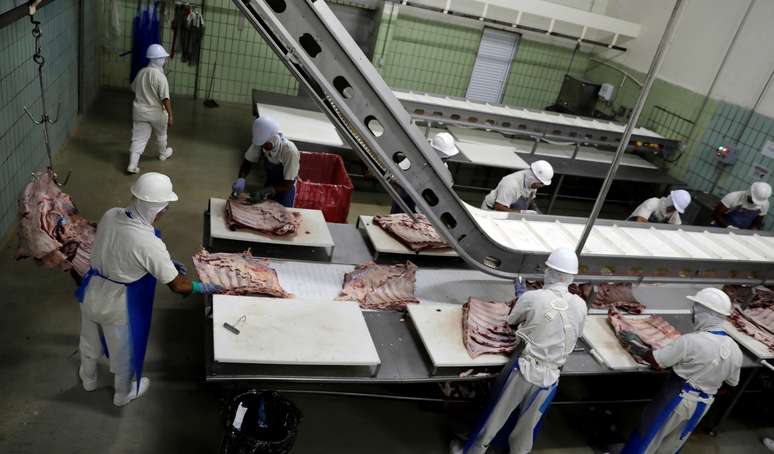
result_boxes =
[0,91,772,453]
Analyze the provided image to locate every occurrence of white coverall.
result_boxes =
[129,60,171,169]
[481,169,539,211]
[628,197,681,225]
[466,282,587,454]
[623,309,743,454]
[79,201,178,394]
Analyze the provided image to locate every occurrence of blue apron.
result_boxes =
[621,331,727,454]
[725,207,760,229]
[74,212,160,393]
[463,357,558,453]
[265,161,296,208]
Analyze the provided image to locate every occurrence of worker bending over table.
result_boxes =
[481,160,554,213]
[621,288,742,454]
[452,247,587,454]
[232,116,301,207]
[713,182,771,230]
[75,173,221,406]
[627,190,691,225]
[391,132,459,214]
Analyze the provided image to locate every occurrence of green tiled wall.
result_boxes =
[0,0,84,237]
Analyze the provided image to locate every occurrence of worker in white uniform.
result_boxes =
[127,44,174,174]
[712,182,771,230]
[232,116,300,207]
[481,160,553,212]
[74,173,221,406]
[627,190,691,225]
[391,132,459,214]
[621,288,743,454]
[453,247,587,454]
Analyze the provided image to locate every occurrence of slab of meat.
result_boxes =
[462,297,518,358]
[608,309,681,363]
[723,285,774,308]
[16,170,96,277]
[742,306,774,334]
[337,261,418,310]
[192,249,290,297]
[722,285,753,306]
[225,199,302,236]
[730,309,774,352]
[373,213,448,251]
[587,283,646,314]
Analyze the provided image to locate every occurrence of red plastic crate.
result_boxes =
[294,152,353,223]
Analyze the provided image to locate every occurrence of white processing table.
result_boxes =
[357,215,459,259]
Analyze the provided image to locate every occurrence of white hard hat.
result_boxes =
[146,44,169,59]
[530,160,554,186]
[131,172,179,203]
[670,189,691,214]
[252,116,280,146]
[430,132,459,158]
[545,247,579,275]
[686,287,732,317]
[751,182,772,205]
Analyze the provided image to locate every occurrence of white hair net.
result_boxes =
[692,302,727,332]
[544,267,574,288]
[127,198,168,226]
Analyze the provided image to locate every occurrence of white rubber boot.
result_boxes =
[127,152,142,174]
[159,147,173,161]
[79,365,98,392]
[762,437,774,452]
[113,377,150,407]
[449,439,464,454]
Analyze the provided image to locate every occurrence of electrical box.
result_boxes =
[598,83,615,102]
[716,145,737,165]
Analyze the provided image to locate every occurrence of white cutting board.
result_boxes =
[256,104,344,147]
[723,321,774,360]
[209,198,334,248]
[407,302,509,368]
[582,315,646,371]
[359,215,458,257]
[212,295,380,366]
[456,141,530,170]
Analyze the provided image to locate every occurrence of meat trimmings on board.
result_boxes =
[608,309,681,364]
[462,297,518,358]
[372,213,448,252]
[225,198,302,236]
[192,249,290,297]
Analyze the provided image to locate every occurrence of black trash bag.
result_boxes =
[221,390,302,454]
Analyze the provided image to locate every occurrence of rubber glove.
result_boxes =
[172,259,188,276]
[232,178,246,196]
[249,186,276,203]
[514,276,526,299]
[192,281,224,295]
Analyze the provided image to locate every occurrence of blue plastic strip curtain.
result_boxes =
[130,1,162,81]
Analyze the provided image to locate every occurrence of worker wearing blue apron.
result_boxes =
[452,247,587,454]
[75,173,221,406]
[390,132,459,214]
[713,182,771,230]
[627,190,691,225]
[232,116,300,207]
[621,288,742,454]
[481,160,553,213]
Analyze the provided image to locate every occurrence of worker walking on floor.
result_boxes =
[481,160,553,213]
[127,44,175,174]
[712,182,771,230]
[391,131,460,214]
[232,116,300,207]
[453,247,587,454]
[621,288,743,454]
[74,173,221,406]
[627,189,691,225]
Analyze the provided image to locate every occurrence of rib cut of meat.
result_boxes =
[723,285,774,308]
[742,306,774,335]
[192,249,290,297]
[225,199,302,236]
[337,261,418,310]
[373,213,448,251]
[723,285,753,306]
[730,309,774,352]
[462,297,517,358]
[608,309,681,363]
[16,170,96,276]
[588,283,645,314]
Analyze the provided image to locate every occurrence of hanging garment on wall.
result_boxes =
[102,0,122,52]
[170,3,204,65]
